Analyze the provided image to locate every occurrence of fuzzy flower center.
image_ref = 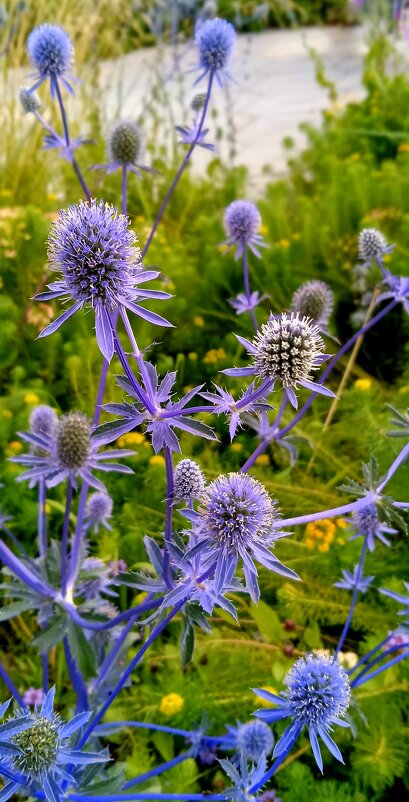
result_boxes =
[13,716,59,776]
[354,504,378,537]
[109,121,141,165]
[200,473,276,552]
[252,313,323,386]
[236,720,274,761]
[56,412,91,470]
[291,281,333,326]
[286,655,350,727]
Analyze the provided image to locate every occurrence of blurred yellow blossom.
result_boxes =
[278,239,290,249]
[135,592,148,605]
[256,454,269,466]
[188,352,198,361]
[2,410,12,418]
[336,518,348,530]
[8,441,22,453]
[193,315,204,327]
[150,455,165,466]
[305,519,336,550]
[117,432,145,447]
[338,651,359,669]
[24,393,39,405]
[159,693,184,716]
[231,443,243,452]
[203,348,226,365]
[354,378,372,391]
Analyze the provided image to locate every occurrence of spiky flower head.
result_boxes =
[285,654,350,728]
[253,313,324,388]
[290,280,333,327]
[236,720,274,762]
[86,491,113,531]
[191,92,207,111]
[358,228,388,261]
[56,412,91,471]
[37,199,171,361]
[224,200,261,254]
[174,458,205,500]
[351,501,397,551]
[195,18,235,80]
[29,405,58,437]
[108,120,141,166]
[26,24,73,90]
[19,87,41,114]
[199,472,277,554]
[13,715,60,778]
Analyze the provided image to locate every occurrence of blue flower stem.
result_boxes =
[38,478,47,558]
[347,635,392,675]
[163,446,175,589]
[334,536,368,658]
[64,596,162,631]
[77,600,186,747]
[69,795,226,801]
[93,596,154,691]
[142,71,214,259]
[122,164,128,215]
[277,495,371,528]
[236,378,275,410]
[41,653,49,694]
[66,480,88,594]
[241,243,258,331]
[63,635,89,712]
[123,752,192,789]
[94,721,193,737]
[1,524,33,563]
[0,661,26,708]
[54,78,92,202]
[109,312,156,415]
[350,643,409,687]
[0,538,56,598]
[351,649,409,688]
[120,309,157,410]
[376,441,409,493]
[248,732,301,793]
[61,479,73,597]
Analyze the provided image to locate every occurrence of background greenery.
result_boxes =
[0,13,408,802]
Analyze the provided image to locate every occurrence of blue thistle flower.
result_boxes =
[86,491,113,532]
[350,502,398,551]
[226,720,274,762]
[220,753,268,802]
[26,24,74,95]
[0,687,108,802]
[223,313,334,410]
[230,291,269,317]
[183,472,298,602]
[290,280,334,330]
[35,200,172,361]
[358,228,390,263]
[29,405,58,437]
[223,200,266,260]
[174,459,206,501]
[376,271,409,315]
[195,18,235,85]
[334,564,374,593]
[19,87,41,114]
[254,654,351,772]
[94,120,158,176]
[75,557,117,602]
[12,410,134,491]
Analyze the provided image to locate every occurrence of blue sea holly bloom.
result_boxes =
[376,270,409,315]
[358,228,392,266]
[0,687,108,802]
[195,17,235,85]
[85,491,113,532]
[26,24,74,95]
[35,200,172,362]
[224,720,274,762]
[350,502,398,551]
[290,280,334,331]
[12,410,134,491]
[334,565,374,593]
[182,472,299,603]
[174,458,206,501]
[254,654,351,772]
[200,383,271,440]
[220,753,268,802]
[223,313,334,410]
[94,120,158,176]
[230,290,269,316]
[223,200,266,260]
[379,581,409,624]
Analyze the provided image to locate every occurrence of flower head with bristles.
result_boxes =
[350,502,398,551]
[254,654,351,773]
[19,87,41,114]
[26,24,74,94]
[0,687,108,802]
[93,120,157,177]
[183,472,298,602]
[234,720,274,762]
[358,228,390,263]
[195,18,235,85]
[223,200,265,259]
[191,92,207,111]
[86,491,113,532]
[29,405,58,438]
[290,280,333,328]
[35,199,172,361]
[174,458,205,501]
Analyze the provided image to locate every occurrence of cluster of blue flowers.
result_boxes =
[0,12,408,802]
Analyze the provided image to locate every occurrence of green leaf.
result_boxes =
[0,600,35,621]
[66,618,97,678]
[180,619,195,666]
[249,600,283,643]
[303,621,322,649]
[32,613,68,652]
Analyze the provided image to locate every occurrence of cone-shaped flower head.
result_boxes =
[36,199,172,361]
[223,200,264,258]
[286,654,350,728]
[291,280,333,327]
[29,405,58,437]
[86,491,113,531]
[56,412,90,471]
[195,18,235,82]
[253,313,324,387]
[27,24,73,92]
[19,87,41,114]
[108,121,141,166]
[358,228,388,261]
[236,720,274,761]
[191,92,207,111]
[174,458,205,500]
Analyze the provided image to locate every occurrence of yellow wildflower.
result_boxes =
[150,455,165,466]
[398,143,409,153]
[159,693,184,716]
[231,443,243,452]
[255,454,269,466]
[193,315,204,327]
[188,352,198,361]
[117,432,145,447]
[336,518,348,530]
[278,239,290,249]
[8,441,22,453]
[318,542,330,553]
[135,591,148,605]
[24,393,39,405]
[354,378,372,391]
[2,410,12,418]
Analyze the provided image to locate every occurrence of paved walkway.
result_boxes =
[97,25,369,190]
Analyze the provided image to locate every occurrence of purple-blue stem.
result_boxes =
[142,70,214,259]
[66,481,88,593]
[120,309,157,410]
[0,538,56,598]
[351,649,409,688]
[347,635,392,675]
[77,599,186,748]
[241,243,257,331]
[1,524,33,563]
[65,596,162,631]
[122,164,128,215]
[240,394,288,473]
[376,441,409,493]
[350,642,409,686]
[54,78,92,202]
[37,479,47,558]
[94,721,193,737]
[69,795,226,801]
[61,479,73,596]
[334,535,368,658]
[163,447,175,588]
[0,661,26,708]
[109,312,156,415]
[93,597,154,691]
[248,731,300,793]
[63,635,89,712]
[123,752,192,789]
[277,495,370,528]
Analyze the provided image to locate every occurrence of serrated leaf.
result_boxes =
[32,613,68,652]
[180,619,195,665]
[66,619,96,678]
[0,600,35,621]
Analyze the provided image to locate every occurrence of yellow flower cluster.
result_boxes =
[117,431,149,448]
[354,378,372,391]
[203,348,226,365]
[149,455,165,466]
[305,518,347,550]
[159,693,184,716]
